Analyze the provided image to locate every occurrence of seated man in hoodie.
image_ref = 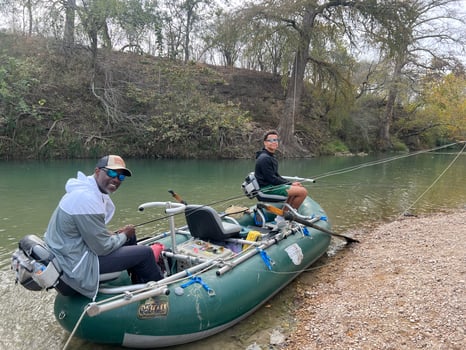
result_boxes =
[255,130,308,221]
[45,155,163,299]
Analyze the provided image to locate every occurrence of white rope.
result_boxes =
[62,305,91,350]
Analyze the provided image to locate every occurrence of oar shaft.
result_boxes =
[284,213,359,244]
[257,203,359,244]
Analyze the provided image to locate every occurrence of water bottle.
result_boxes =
[33,261,46,275]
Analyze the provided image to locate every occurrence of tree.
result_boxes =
[244,0,360,155]
[203,10,243,66]
[115,0,162,54]
[361,0,465,150]
[418,72,466,140]
[162,0,212,62]
[23,0,34,36]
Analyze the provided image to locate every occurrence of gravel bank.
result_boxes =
[284,209,466,350]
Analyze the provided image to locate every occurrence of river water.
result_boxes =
[1,150,465,349]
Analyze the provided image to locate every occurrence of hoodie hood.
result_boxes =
[65,171,97,194]
[256,148,273,159]
[61,171,115,224]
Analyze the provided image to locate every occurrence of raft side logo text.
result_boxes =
[137,296,169,319]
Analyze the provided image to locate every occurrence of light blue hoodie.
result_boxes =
[45,171,127,299]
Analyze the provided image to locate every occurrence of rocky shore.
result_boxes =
[283,209,465,350]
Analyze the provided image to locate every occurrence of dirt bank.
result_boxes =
[284,209,466,350]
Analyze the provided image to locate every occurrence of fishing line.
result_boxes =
[312,142,462,180]
[398,141,466,217]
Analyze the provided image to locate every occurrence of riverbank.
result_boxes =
[284,208,465,350]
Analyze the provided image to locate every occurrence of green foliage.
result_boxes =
[320,139,349,155]
[0,54,43,158]
[120,61,253,158]
[0,55,39,118]
[1,26,463,160]
[114,0,163,51]
[390,138,408,152]
[392,73,466,148]
[419,73,466,140]
[327,94,383,154]
[0,35,262,160]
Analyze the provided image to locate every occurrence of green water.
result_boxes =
[0,152,465,349]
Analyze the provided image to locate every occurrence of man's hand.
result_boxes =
[118,224,136,239]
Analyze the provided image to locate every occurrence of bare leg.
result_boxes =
[286,184,308,211]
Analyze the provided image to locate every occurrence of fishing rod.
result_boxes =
[282,175,316,183]
[168,189,187,205]
[134,212,174,228]
[167,190,250,217]
[134,191,251,246]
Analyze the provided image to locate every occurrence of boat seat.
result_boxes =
[242,172,287,203]
[99,271,123,282]
[185,205,242,241]
[54,271,124,296]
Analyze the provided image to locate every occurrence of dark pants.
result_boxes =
[99,236,163,283]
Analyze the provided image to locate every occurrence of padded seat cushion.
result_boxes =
[185,205,241,241]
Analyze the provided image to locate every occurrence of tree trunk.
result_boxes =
[378,58,404,150]
[378,88,396,150]
[63,0,76,47]
[279,47,308,154]
[278,8,314,156]
[26,0,33,36]
[101,21,112,49]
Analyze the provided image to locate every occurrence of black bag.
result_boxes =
[11,234,61,291]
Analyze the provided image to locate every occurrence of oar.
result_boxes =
[284,212,359,244]
[257,203,359,244]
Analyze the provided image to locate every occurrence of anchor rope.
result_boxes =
[62,305,91,350]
